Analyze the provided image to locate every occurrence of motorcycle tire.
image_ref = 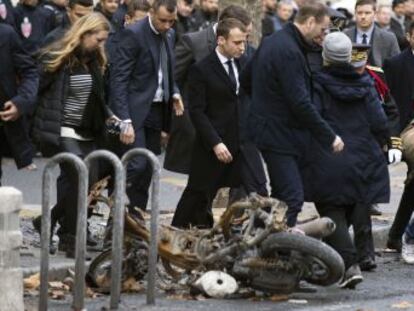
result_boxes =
[87,249,112,291]
[260,232,344,286]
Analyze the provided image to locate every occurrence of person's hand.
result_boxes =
[332,135,344,153]
[120,122,135,145]
[0,101,20,122]
[388,148,402,164]
[172,95,184,116]
[213,143,233,163]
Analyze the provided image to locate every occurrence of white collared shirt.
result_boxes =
[356,24,375,44]
[215,47,239,94]
[148,15,164,102]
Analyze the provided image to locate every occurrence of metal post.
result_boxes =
[121,148,161,305]
[39,153,88,311]
[84,150,125,310]
[0,187,24,311]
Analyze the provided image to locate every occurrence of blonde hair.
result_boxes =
[41,13,110,73]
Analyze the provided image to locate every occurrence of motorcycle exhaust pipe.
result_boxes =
[296,217,336,239]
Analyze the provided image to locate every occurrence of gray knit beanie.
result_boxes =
[322,32,353,64]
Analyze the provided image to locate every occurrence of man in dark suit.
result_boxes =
[345,0,400,67]
[165,5,254,174]
[384,21,414,252]
[390,0,410,50]
[172,18,263,228]
[241,2,344,228]
[0,21,39,185]
[109,0,183,212]
[42,0,94,47]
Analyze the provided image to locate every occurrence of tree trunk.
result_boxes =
[219,0,262,46]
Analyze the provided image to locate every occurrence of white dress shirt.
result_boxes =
[215,48,239,94]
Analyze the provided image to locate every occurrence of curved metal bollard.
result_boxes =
[39,153,88,311]
[84,150,125,310]
[121,148,161,305]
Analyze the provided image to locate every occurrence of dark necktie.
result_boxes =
[362,33,368,44]
[160,35,170,102]
[226,59,237,91]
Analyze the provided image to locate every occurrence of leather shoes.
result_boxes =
[387,237,402,253]
[58,234,91,260]
[369,205,382,216]
[359,257,377,271]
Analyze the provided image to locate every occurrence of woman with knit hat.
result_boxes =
[303,31,390,289]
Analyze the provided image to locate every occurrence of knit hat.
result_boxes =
[322,32,353,64]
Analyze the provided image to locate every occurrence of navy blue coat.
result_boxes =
[304,65,390,205]
[0,23,38,167]
[109,16,179,131]
[0,0,16,28]
[240,23,336,155]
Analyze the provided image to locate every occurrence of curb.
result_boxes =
[22,262,79,280]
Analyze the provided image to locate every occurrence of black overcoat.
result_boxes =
[186,51,244,191]
[383,48,414,132]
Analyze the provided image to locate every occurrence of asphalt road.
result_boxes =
[24,252,414,311]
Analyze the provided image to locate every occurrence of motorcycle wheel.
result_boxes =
[260,232,345,286]
[87,249,113,291]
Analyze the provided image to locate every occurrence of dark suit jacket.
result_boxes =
[186,51,244,190]
[344,25,400,67]
[390,18,410,51]
[175,24,216,90]
[0,23,38,168]
[241,23,336,155]
[384,48,414,131]
[109,16,179,131]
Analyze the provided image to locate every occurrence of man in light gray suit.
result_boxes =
[345,0,400,67]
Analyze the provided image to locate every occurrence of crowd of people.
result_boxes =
[1,0,414,291]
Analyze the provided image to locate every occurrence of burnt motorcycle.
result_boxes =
[87,179,344,295]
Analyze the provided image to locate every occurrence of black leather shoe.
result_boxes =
[369,205,382,216]
[359,258,377,271]
[387,237,402,253]
[58,234,91,260]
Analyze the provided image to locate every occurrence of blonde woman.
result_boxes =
[32,13,111,258]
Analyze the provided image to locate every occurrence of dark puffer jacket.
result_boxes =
[32,59,109,156]
[303,64,390,206]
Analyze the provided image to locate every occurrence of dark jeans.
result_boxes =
[315,203,358,270]
[260,151,304,227]
[389,178,414,241]
[52,137,99,236]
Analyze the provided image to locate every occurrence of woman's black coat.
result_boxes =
[303,65,390,206]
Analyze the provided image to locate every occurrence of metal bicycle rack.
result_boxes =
[121,148,161,305]
[39,153,88,311]
[84,150,125,310]
[38,148,161,310]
